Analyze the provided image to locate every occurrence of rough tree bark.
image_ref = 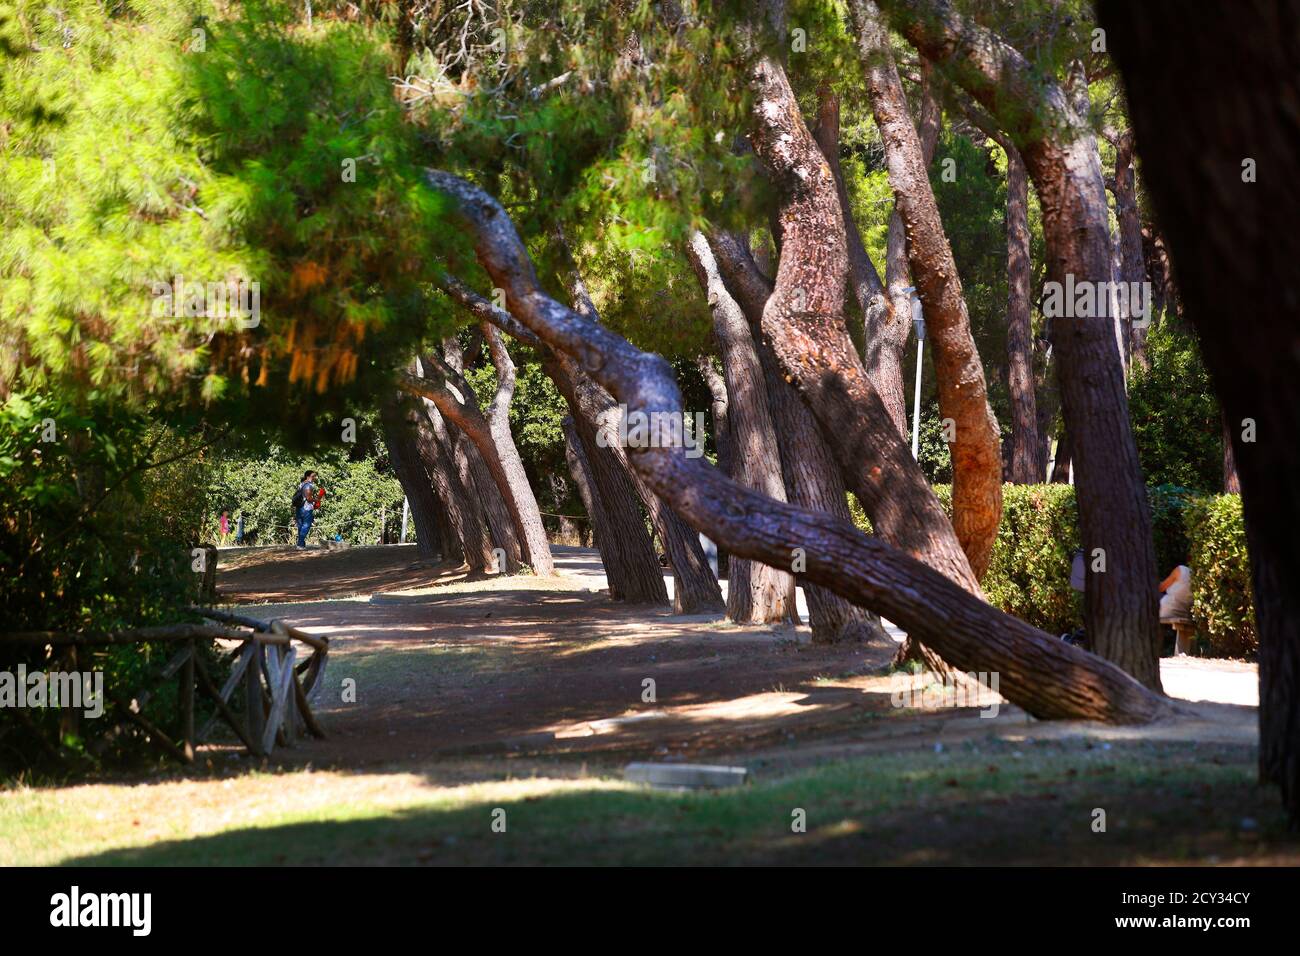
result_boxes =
[549,357,669,605]
[734,51,980,596]
[1004,142,1042,483]
[1099,0,1300,821]
[415,350,522,573]
[879,0,1163,690]
[850,0,1003,581]
[1106,126,1148,374]
[403,330,555,575]
[379,397,445,560]
[437,271,665,600]
[695,234,887,644]
[478,323,557,574]
[423,168,1172,725]
[556,243,723,613]
[1050,426,1071,484]
[687,232,795,624]
[811,85,891,377]
[411,393,492,572]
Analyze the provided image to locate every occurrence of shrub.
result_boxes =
[846,482,1255,656]
[1184,495,1257,658]
[0,392,228,773]
[204,444,404,546]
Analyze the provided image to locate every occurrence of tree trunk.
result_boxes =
[379,397,444,559]
[851,0,1003,581]
[413,352,522,572]
[415,396,495,574]
[880,0,1163,691]
[562,416,599,544]
[552,247,722,613]
[1099,0,1300,815]
[1004,142,1041,483]
[696,355,732,578]
[695,234,887,644]
[479,324,556,574]
[1223,413,1241,495]
[1108,127,1148,376]
[1050,426,1072,484]
[687,233,795,624]
[549,359,669,605]
[732,52,980,597]
[811,84,891,373]
[422,168,1173,726]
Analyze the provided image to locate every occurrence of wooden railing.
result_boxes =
[3,609,328,761]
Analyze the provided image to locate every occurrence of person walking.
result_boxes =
[293,470,319,549]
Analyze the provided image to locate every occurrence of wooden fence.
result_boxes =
[3,609,329,761]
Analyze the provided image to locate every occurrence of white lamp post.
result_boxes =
[906,287,925,460]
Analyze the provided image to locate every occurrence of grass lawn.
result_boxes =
[2,737,1293,866]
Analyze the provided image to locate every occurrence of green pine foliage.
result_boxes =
[1128,322,1223,491]
[0,0,452,415]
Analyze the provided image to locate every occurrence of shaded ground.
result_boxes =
[3,543,1291,866]
[216,543,896,766]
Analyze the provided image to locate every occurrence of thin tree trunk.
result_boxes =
[880,0,1163,691]
[696,355,732,578]
[556,391,668,605]
[479,323,556,574]
[687,233,795,624]
[851,0,1003,581]
[562,415,599,546]
[422,168,1173,726]
[1050,426,1072,484]
[413,353,522,572]
[416,396,495,574]
[1108,127,1148,375]
[1004,142,1041,483]
[812,84,891,371]
[1223,414,1241,495]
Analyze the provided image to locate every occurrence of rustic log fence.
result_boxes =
[2,609,328,762]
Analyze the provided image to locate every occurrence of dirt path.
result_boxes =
[214,544,898,768]
[212,544,1260,773]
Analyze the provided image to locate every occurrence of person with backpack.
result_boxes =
[293,470,319,549]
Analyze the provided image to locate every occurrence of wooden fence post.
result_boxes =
[244,640,266,756]
[179,639,195,762]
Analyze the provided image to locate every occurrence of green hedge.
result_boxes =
[847,482,1255,657]
[1184,495,1257,657]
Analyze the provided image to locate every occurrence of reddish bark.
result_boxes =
[850,0,1003,580]
[879,0,1163,690]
